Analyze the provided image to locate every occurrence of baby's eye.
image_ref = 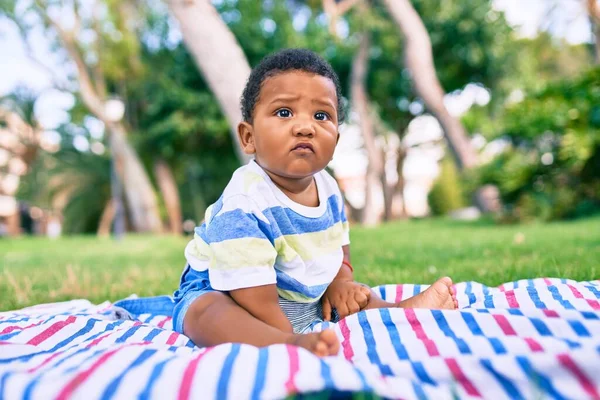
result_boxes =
[275,109,292,118]
[315,112,330,121]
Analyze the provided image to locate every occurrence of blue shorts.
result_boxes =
[172,265,215,334]
[172,265,337,335]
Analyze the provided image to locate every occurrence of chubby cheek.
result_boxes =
[322,130,339,149]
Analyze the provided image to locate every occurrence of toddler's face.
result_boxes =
[239,71,339,180]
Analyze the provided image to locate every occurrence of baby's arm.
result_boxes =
[322,245,371,320]
[229,284,293,333]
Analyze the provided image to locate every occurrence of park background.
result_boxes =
[0,0,599,311]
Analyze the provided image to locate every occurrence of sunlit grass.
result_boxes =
[1,217,598,311]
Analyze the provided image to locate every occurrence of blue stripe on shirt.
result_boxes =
[263,195,342,237]
[196,194,343,244]
[275,269,330,298]
[198,209,275,244]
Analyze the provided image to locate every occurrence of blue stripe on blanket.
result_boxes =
[411,361,436,385]
[218,344,241,398]
[516,356,566,400]
[460,312,507,354]
[139,355,175,398]
[251,348,269,399]
[101,349,156,400]
[357,312,393,376]
[431,310,471,354]
[379,309,409,360]
[527,280,548,309]
[480,359,524,400]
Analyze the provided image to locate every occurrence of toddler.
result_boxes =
[173,49,456,357]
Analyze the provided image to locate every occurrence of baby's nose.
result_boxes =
[292,121,315,136]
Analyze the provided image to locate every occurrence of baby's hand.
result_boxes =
[322,280,371,321]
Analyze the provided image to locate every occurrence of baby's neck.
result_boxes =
[264,170,320,208]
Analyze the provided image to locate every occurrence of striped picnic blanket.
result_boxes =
[1,278,599,399]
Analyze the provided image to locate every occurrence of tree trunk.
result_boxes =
[168,0,252,164]
[97,199,115,237]
[592,17,600,64]
[588,0,600,64]
[381,147,393,221]
[33,6,166,233]
[394,144,408,218]
[154,158,183,235]
[351,33,384,226]
[381,0,496,212]
[596,23,600,64]
[109,123,163,233]
[6,212,20,236]
[381,0,477,169]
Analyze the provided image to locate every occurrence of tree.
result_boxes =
[380,0,498,212]
[323,0,515,219]
[0,0,163,233]
[350,32,384,225]
[168,0,252,164]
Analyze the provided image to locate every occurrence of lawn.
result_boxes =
[1,217,598,312]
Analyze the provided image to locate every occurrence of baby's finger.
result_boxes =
[347,299,361,315]
[322,297,332,321]
[336,302,349,320]
[359,286,371,298]
[355,291,369,309]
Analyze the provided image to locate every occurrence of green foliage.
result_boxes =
[48,148,111,234]
[429,156,466,215]
[505,33,592,94]
[125,44,239,220]
[476,68,600,222]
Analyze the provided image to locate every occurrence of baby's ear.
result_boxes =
[336,131,340,145]
[237,122,256,154]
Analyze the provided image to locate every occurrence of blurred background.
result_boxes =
[0,0,598,309]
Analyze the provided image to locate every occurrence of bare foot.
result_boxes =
[397,277,456,310]
[288,329,340,357]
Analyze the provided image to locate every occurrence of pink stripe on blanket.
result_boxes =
[1,319,46,335]
[567,285,600,311]
[284,345,300,393]
[445,358,482,397]
[493,315,516,336]
[27,316,77,346]
[178,348,214,400]
[543,309,560,318]
[339,318,354,361]
[558,353,600,399]
[157,316,172,328]
[395,286,403,303]
[87,331,113,348]
[523,337,543,352]
[166,332,180,345]
[405,309,439,357]
[28,351,65,373]
[56,347,122,400]
[504,290,520,308]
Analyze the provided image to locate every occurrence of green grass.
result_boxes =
[1,217,599,311]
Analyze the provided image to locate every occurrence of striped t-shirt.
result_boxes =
[184,160,350,304]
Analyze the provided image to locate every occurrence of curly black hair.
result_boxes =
[240,48,345,124]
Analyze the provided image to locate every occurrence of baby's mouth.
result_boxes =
[291,142,314,153]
